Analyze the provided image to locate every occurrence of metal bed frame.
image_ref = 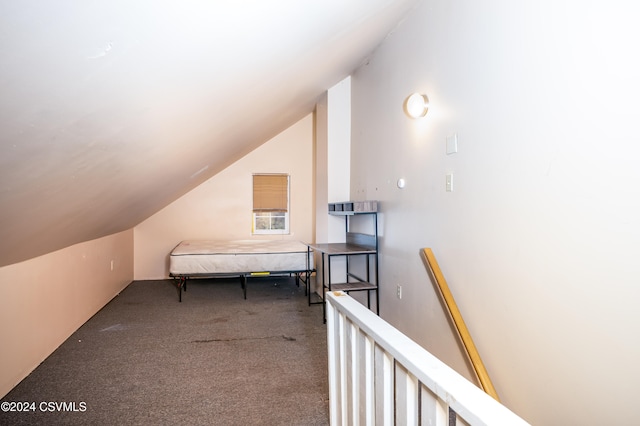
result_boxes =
[170,269,313,302]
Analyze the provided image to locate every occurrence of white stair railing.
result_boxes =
[326,291,530,426]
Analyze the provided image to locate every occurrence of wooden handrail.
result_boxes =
[421,248,500,402]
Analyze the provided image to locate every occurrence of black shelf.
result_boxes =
[308,201,379,321]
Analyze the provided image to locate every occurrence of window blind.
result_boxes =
[253,174,289,212]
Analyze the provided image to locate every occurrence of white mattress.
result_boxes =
[169,240,313,276]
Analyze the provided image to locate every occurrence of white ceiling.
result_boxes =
[0,0,419,266]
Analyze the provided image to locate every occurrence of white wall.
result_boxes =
[327,77,352,207]
[315,78,353,245]
[313,78,355,294]
[350,1,640,424]
[0,230,133,398]
[134,114,315,280]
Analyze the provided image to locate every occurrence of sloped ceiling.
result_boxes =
[0,0,419,267]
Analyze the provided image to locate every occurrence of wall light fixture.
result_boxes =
[404,93,429,118]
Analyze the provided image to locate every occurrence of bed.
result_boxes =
[169,239,314,301]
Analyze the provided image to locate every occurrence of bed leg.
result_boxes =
[241,275,247,299]
[302,272,307,296]
[178,276,187,302]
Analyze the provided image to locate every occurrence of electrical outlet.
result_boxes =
[396,284,402,299]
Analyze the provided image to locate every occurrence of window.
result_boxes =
[252,174,289,234]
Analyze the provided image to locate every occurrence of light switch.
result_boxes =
[446,174,453,192]
[446,133,458,154]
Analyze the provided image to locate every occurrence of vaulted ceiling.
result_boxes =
[0,0,419,267]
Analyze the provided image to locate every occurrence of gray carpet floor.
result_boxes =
[0,277,329,425]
